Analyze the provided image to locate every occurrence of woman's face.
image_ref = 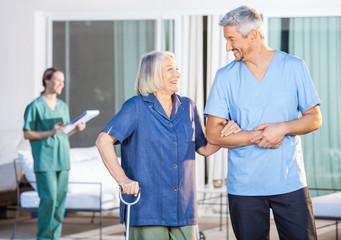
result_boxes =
[160,55,181,94]
[45,71,65,95]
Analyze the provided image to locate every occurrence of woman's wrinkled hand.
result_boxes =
[118,178,140,197]
[220,120,241,137]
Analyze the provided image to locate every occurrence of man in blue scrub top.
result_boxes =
[204,6,322,240]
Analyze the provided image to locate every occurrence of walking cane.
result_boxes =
[119,187,141,240]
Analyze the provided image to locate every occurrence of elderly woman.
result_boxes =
[96,51,240,240]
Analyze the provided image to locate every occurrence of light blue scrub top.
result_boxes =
[204,51,320,196]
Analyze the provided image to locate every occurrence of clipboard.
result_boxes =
[63,110,100,134]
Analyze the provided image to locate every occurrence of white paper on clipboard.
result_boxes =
[63,110,100,134]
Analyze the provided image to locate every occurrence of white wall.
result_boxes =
[1,0,341,130]
[1,1,35,130]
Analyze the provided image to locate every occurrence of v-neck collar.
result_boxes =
[142,93,184,121]
[40,96,58,112]
[242,50,277,83]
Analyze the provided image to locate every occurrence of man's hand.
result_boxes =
[249,123,287,149]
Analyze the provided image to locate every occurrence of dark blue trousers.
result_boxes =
[228,187,317,240]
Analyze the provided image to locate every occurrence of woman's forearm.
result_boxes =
[24,122,65,140]
[196,142,221,157]
[96,132,140,196]
[95,132,128,184]
[23,129,54,140]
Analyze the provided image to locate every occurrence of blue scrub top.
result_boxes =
[204,50,320,196]
[102,93,207,226]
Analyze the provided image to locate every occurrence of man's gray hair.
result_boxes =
[135,51,175,96]
[220,6,264,39]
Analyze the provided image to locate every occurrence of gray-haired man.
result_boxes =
[205,6,321,240]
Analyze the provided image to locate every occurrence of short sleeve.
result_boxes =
[204,70,230,119]
[296,60,321,113]
[102,98,137,144]
[23,103,37,131]
[194,106,207,150]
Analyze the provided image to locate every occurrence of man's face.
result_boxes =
[223,25,252,61]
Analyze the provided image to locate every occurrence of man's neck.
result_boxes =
[243,43,274,68]
[243,43,276,82]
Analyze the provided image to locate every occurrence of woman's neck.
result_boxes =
[154,91,174,118]
[42,92,57,100]
[42,92,57,110]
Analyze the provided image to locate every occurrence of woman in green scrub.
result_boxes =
[23,67,86,240]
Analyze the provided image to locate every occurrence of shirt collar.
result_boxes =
[142,93,184,121]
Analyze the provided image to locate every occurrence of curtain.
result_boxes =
[288,17,341,196]
[113,20,155,114]
[267,18,282,51]
[178,15,236,191]
[178,15,206,188]
[112,20,155,155]
[162,20,175,52]
[113,19,175,111]
[178,16,204,114]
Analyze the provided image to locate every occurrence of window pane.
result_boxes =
[53,21,116,147]
[53,19,164,147]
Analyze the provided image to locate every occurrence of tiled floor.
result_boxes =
[0,212,339,239]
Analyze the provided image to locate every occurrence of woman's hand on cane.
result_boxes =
[118,178,140,197]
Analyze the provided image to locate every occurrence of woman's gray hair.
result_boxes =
[135,51,175,96]
[219,6,264,39]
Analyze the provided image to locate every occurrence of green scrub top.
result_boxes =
[23,96,70,172]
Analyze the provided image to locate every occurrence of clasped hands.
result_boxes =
[221,121,287,149]
[249,123,287,149]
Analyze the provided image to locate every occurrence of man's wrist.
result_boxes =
[279,122,290,135]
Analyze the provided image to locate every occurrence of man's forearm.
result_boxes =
[248,106,321,148]
[206,115,261,148]
[280,111,322,136]
[207,128,261,149]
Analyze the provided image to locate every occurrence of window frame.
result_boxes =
[260,7,341,44]
[34,11,181,97]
